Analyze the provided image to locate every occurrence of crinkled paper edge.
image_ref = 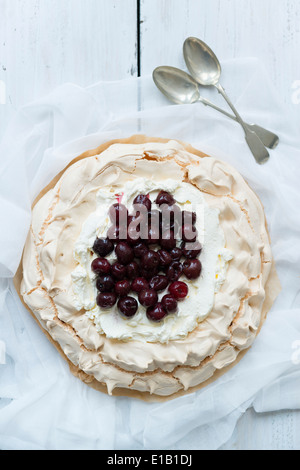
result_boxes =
[13,134,281,402]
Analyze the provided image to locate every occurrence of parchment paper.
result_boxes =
[0,58,299,449]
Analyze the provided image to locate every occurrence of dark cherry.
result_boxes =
[108,203,128,226]
[183,259,202,280]
[146,226,161,245]
[128,211,150,245]
[160,229,176,250]
[160,206,181,238]
[131,277,150,293]
[169,247,182,261]
[128,208,148,225]
[117,296,138,318]
[182,224,197,242]
[126,261,140,279]
[146,303,168,322]
[167,261,183,282]
[115,241,134,265]
[168,281,189,300]
[181,240,202,259]
[161,203,181,223]
[138,288,158,307]
[158,265,168,274]
[149,274,168,292]
[161,294,178,313]
[96,292,117,309]
[107,225,120,242]
[155,190,175,206]
[172,221,182,240]
[140,266,159,280]
[141,250,160,270]
[111,262,127,280]
[157,249,172,267]
[96,275,115,292]
[133,242,149,259]
[93,237,114,257]
[91,258,111,275]
[127,223,141,245]
[148,209,162,228]
[182,210,197,226]
[133,194,152,212]
[127,214,135,226]
[115,279,131,297]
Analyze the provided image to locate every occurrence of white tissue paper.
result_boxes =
[0,58,299,450]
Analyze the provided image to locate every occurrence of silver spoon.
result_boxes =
[152,66,279,150]
[183,37,270,164]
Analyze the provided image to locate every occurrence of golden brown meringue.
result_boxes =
[17,136,280,400]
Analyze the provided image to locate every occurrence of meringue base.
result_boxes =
[14,134,281,402]
[14,245,280,403]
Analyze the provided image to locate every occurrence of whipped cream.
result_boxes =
[71,178,232,343]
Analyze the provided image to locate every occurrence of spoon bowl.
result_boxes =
[152,65,279,151]
[183,36,270,164]
[183,37,221,86]
[153,66,200,104]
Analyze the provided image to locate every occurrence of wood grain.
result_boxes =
[0,0,299,450]
[140,0,300,116]
[220,407,300,450]
[0,0,138,138]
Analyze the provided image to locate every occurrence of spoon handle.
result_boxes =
[248,124,279,150]
[214,83,270,164]
[199,97,279,149]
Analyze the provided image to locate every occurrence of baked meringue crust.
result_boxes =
[14,135,281,401]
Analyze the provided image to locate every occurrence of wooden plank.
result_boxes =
[220,407,300,450]
[140,0,300,113]
[140,0,300,450]
[0,0,138,139]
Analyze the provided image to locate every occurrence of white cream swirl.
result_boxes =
[71,178,232,343]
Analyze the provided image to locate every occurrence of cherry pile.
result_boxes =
[91,190,202,322]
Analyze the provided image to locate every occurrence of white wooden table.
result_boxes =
[0,0,299,450]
